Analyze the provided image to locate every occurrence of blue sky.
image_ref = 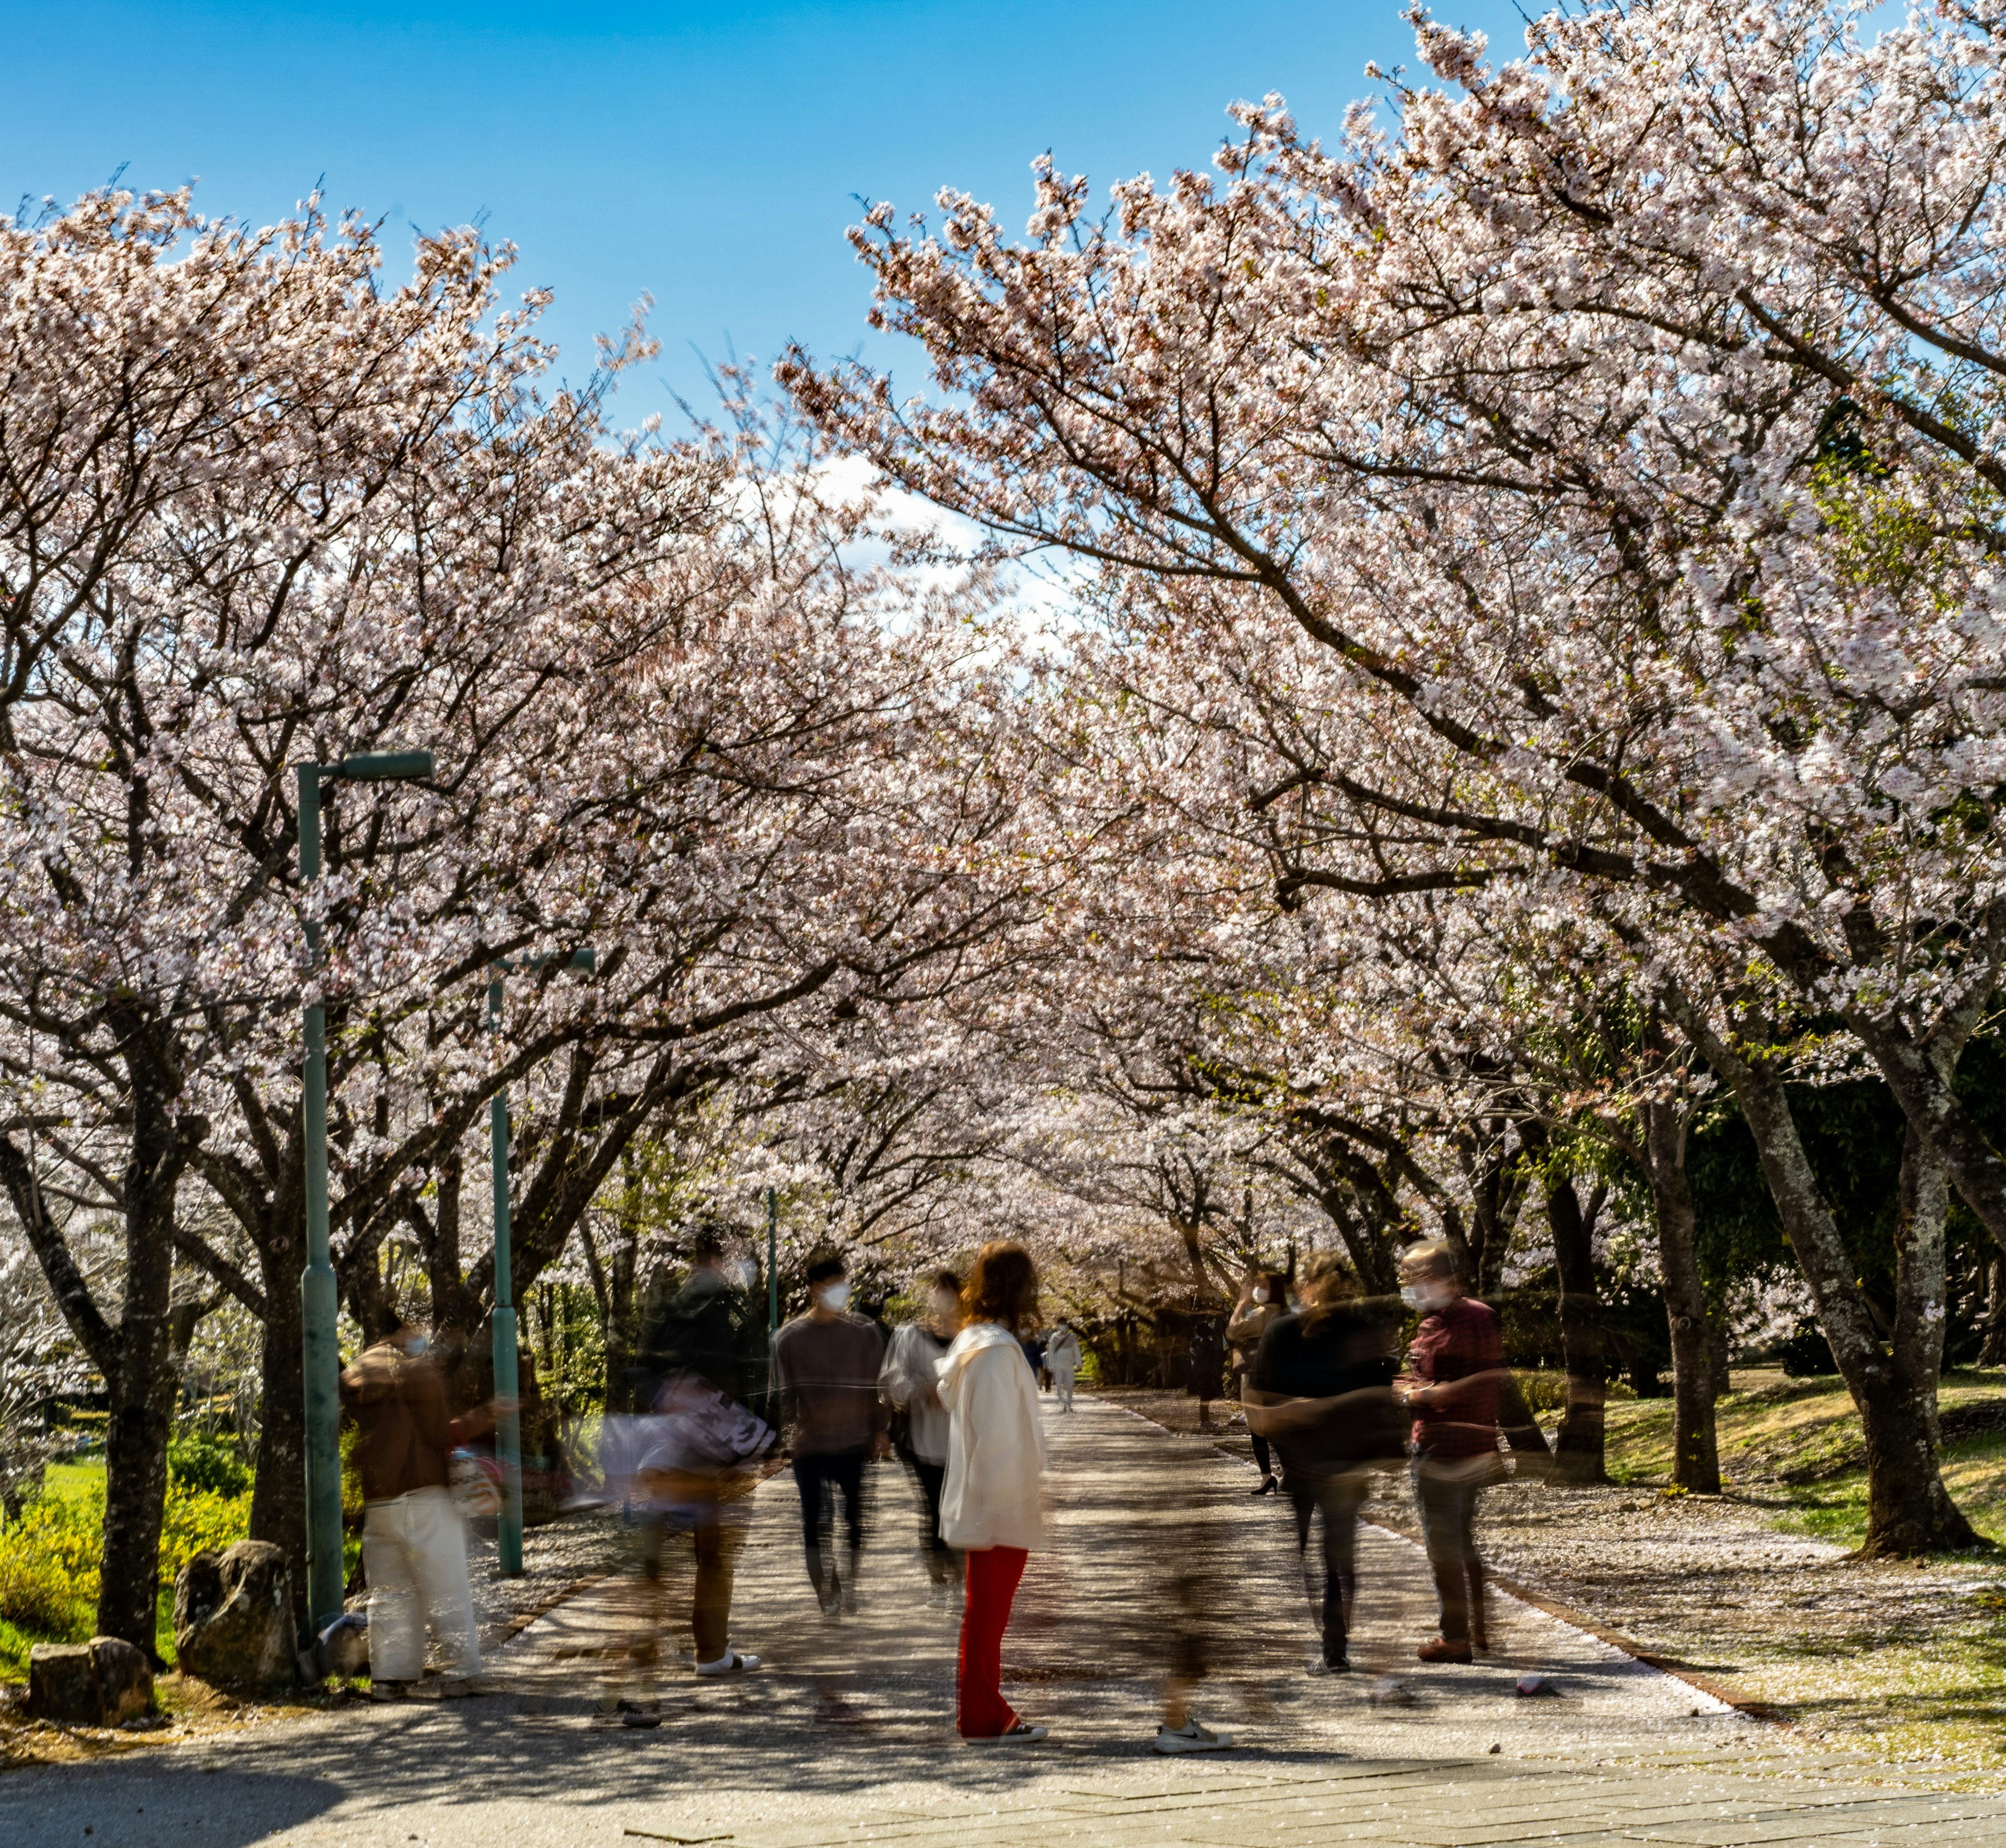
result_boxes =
[2,1,1527,413]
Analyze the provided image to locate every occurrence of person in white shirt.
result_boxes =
[1042,1323,1082,1411]
[880,1266,963,1603]
[938,1242,1047,1742]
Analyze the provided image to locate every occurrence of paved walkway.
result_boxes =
[3,1397,2001,1846]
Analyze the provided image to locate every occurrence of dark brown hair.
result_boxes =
[929,1267,963,1296]
[960,1242,1039,1333]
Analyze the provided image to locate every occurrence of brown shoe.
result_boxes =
[1416,1638,1473,1665]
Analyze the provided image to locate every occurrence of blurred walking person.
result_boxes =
[339,1319,491,1698]
[1245,1253,1402,1676]
[1188,1311,1226,1428]
[773,1250,888,1618]
[1228,1270,1289,1495]
[939,1242,1048,1742]
[1043,1322,1081,1411]
[881,1268,963,1606]
[1399,1240,1506,1663]
[602,1232,769,1723]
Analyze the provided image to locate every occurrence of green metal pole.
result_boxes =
[489,975,523,1578]
[298,765,345,1632]
[766,1187,778,1339]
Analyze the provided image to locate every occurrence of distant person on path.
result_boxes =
[1399,1239,1505,1664]
[1228,1270,1290,1495]
[880,1267,964,1605]
[773,1250,888,1619]
[1188,1312,1227,1429]
[1245,1253,1402,1676]
[339,1319,492,1698]
[939,1241,1048,1742]
[1020,1327,1047,1389]
[1043,1322,1081,1411]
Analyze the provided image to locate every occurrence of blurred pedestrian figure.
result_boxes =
[1043,1322,1081,1411]
[601,1231,767,1720]
[1020,1326,1047,1388]
[1245,1253,1402,1676]
[1398,1240,1506,1664]
[881,1268,963,1605]
[773,1250,888,1619]
[339,1319,493,1698]
[939,1242,1048,1743]
[1188,1312,1226,1428]
[1228,1270,1290,1494]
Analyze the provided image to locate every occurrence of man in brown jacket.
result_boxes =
[340,1320,486,1696]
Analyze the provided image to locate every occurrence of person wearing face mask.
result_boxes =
[1227,1270,1290,1494]
[879,1268,964,1604]
[340,1318,498,1698]
[773,1250,889,1618]
[1041,1321,1081,1411]
[1397,1239,1506,1664]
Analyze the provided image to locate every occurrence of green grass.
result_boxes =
[1605,1366,2006,1550]
[0,1459,253,1681]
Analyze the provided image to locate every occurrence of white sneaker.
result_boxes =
[695,1649,760,1676]
[1153,1718,1233,1753]
[967,1721,1047,1744]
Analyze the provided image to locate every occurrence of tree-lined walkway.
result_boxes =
[3,1397,2000,1846]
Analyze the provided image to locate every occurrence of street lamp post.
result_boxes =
[298,749,436,1634]
[487,947,594,1578]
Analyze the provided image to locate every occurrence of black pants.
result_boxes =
[1287,1468,1369,1667]
[901,1451,959,1583]
[1251,1432,1274,1477]
[792,1449,867,1600]
[1412,1458,1488,1645]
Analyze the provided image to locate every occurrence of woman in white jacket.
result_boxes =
[937,1241,1047,1742]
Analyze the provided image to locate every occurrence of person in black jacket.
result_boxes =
[1245,1253,1403,1675]
[636,1229,743,1405]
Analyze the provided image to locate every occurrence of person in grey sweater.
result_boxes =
[880,1266,964,1602]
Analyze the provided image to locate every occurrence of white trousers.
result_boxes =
[1051,1363,1077,1410]
[362,1485,481,1681]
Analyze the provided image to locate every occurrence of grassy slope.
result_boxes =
[1604,1366,2006,1545]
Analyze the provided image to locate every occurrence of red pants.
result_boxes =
[957,1544,1028,1737]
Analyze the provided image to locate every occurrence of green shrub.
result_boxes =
[167,1435,253,1496]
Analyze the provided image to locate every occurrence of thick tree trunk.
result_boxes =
[97,1087,180,1655]
[1640,1098,1719,1493]
[1694,1022,1975,1555]
[248,1214,309,1638]
[1981,1255,2006,1367]
[1848,1006,2006,1263]
[1544,1172,1607,1485]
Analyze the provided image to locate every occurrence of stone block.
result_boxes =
[173,1539,296,1690]
[27,1636,154,1725]
[89,1636,154,1725]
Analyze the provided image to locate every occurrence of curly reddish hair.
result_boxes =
[960,1241,1039,1333]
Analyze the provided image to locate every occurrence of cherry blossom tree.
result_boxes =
[788,0,2006,1550]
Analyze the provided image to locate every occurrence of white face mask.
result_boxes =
[816,1281,850,1313]
[1402,1282,1450,1311]
[402,1333,429,1356]
[1252,1288,1270,1304]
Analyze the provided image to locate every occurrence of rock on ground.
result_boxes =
[173,1541,297,1691]
[26,1637,152,1725]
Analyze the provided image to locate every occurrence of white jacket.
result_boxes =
[937,1321,1046,1551]
[1043,1326,1081,1373]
